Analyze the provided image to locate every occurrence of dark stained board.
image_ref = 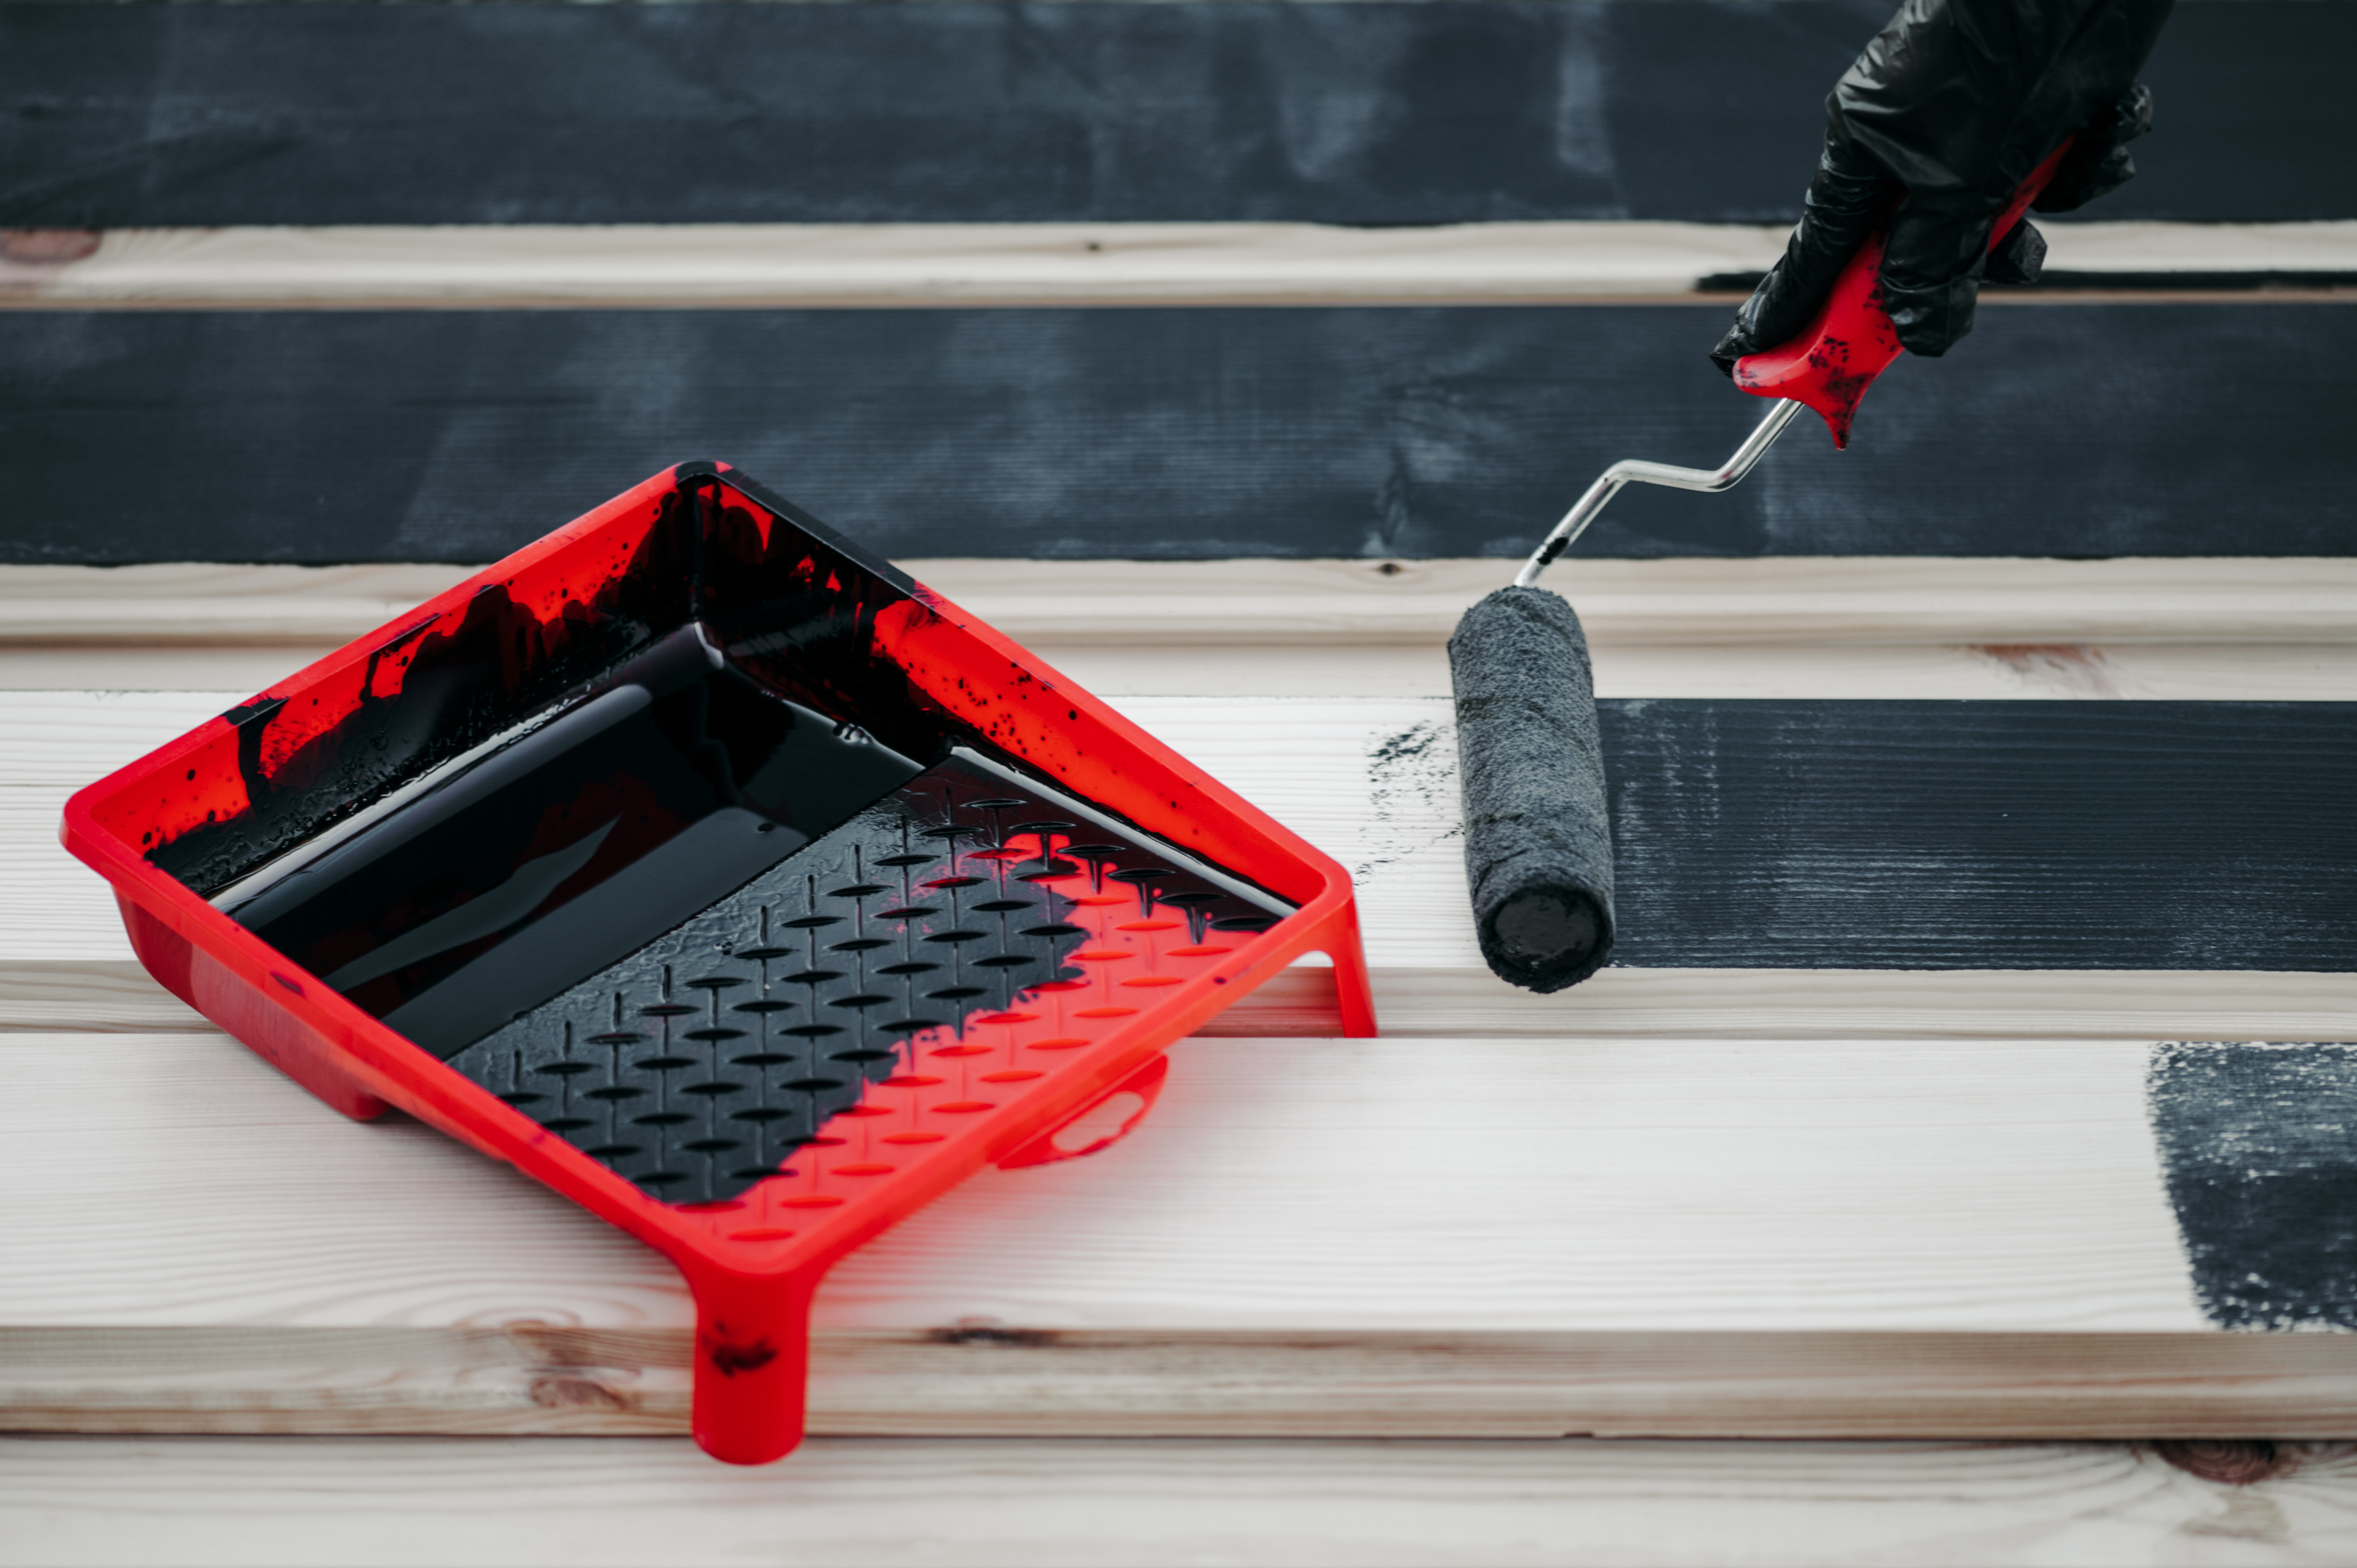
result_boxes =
[0,1,2346,228]
[3,302,2350,564]
[1599,701,2357,973]
[2149,1042,2357,1331]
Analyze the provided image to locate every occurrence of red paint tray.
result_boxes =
[62,464,1375,1462]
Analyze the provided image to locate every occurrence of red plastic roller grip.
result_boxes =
[1733,139,2075,449]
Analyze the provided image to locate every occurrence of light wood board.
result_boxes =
[24,1026,2357,1439]
[7,221,2348,309]
[13,691,2357,1035]
[10,641,2357,704]
[4,677,2353,1442]
[0,1028,2206,1336]
[7,558,2357,648]
[6,1435,2354,1568]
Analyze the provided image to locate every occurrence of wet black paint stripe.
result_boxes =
[0,1,2346,228]
[6,302,2353,565]
[2148,1042,2357,1331]
[1596,701,2357,972]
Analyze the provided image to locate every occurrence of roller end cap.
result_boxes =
[1479,883,1610,995]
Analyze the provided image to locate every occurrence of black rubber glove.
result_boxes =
[1711,0,2173,375]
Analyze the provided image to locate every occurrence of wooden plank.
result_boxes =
[0,1029,2208,1336]
[0,648,351,695]
[9,559,2357,649]
[16,691,2357,994]
[2,4,2345,229]
[0,1024,2221,1340]
[9,221,2353,309]
[1221,967,2357,1045]
[0,564,476,645]
[0,961,203,1033]
[6,306,2355,565]
[0,222,1794,309]
[17,957,2357,1047]
[6,1437,2356,1568]
[13,638,2357,705]
[14,1027,2357,1437]
[11,703,2357,1438]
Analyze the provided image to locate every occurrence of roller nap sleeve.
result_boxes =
[1447,585,1616,994]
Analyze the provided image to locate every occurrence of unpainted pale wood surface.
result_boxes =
[6,221,2345,309]
[44,1026,2357,1437]
[11,640,2357,706]
[7,558,2357,647]
[0,1029,2208,1337]
[22,958,2357,1045]
[12,1022,2289,1446]
[4,624,2353,1453]
[0,222,1789,308]
[4,1435,2355,1568]
[17,1323,2357,1442]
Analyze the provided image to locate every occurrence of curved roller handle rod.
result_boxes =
[1518,139,2076,589]
[1733,138,2076,449]
[1514,399,1802,588]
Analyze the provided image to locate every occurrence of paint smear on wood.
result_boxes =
[1360,720,1462,882]
[1601,701,2357,971]
[2148,1042,2357,1331]
[1,306,2353,564]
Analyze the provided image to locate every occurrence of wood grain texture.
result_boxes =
[1222,966,2357,1044]
[17,957,2357,1046]
[0,564,475,644]
[8,221,2350,309]
[859,640,2357,706]
[15,639,2357,706]
[9,1328,2357,1442]
[1133,695,2357,973]
[0,1029,2211,1337]
[0,222,1794,309]
[32,1026,2357,1440]
[5,306,2354,565]
[1,2,2344,227]
[0,961,203,1033]
[18,692,2357,986]
[11,558,2357,648]
[9,689,2357,1443]
[7,1437,2357,1568]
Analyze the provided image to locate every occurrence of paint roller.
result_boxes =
[1448,147,2074,992]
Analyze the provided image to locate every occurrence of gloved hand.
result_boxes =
[1711,0,2173,375]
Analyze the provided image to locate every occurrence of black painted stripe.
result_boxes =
[2148,1042,2357,1331]
[1593,701,2357,972]
[1,1,2345,227]
[4,303,2350,564]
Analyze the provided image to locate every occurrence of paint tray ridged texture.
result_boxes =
[62,463,1376,1463]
